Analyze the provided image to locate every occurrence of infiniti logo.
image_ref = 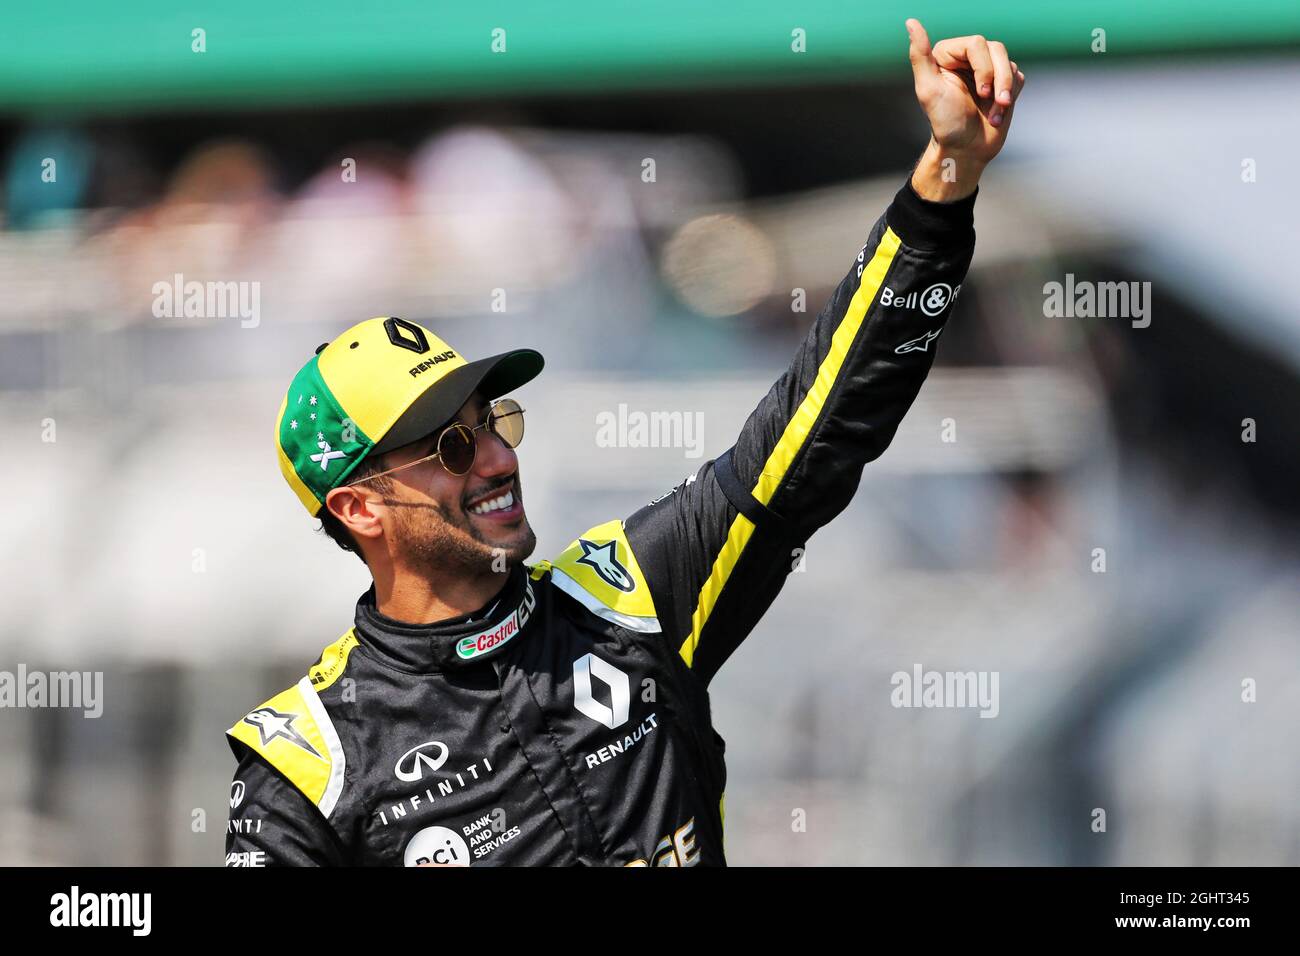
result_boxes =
[394,741,450,782]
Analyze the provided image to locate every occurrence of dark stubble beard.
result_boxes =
[391,485,537,578]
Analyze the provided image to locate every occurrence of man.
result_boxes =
[224,20,1024,866]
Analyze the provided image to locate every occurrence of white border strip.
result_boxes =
[296,676,347,818]
[549,568,661,634]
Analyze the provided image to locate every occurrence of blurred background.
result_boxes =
[1,1,1298,866]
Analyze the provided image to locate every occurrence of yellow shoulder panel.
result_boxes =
[545,519,661,633]
[308,628,359,692]
[227,675,347,818]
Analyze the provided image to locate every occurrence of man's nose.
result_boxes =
[474,425,517,476]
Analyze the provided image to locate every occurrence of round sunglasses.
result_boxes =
[348,398,525,485]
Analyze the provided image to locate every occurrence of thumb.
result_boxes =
[905,18,939,83]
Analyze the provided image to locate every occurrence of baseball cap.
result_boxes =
[275,316,544,516]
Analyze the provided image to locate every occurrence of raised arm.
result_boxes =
[625,21,1024,684]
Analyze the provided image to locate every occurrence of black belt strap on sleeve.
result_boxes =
[712,447,800,540]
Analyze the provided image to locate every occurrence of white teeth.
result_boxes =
[469,490,514,515]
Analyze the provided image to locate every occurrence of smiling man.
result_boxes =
[224,19,1024,866]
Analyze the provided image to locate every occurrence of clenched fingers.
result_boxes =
[996,62,1028,128]
[988,40,1014,105]
[933,34,995,98]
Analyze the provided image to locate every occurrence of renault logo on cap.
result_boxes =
[384,316,430,354]
[409,350,457,377]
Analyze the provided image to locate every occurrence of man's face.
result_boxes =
[374,392,535,575]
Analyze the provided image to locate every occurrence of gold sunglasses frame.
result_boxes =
[345,399,525,486]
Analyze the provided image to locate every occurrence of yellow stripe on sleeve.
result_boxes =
[677,228,902,667]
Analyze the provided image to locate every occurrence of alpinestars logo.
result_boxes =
[895,328,943,354]
[242,707,322,758]
[576,539,635,592]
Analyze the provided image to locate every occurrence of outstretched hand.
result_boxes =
[906,18,1025,165]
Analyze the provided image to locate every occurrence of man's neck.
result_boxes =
[372,566,512,625]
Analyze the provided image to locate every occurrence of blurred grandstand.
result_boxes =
[1,2,1298,865]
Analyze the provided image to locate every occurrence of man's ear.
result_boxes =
[325,485,385,545]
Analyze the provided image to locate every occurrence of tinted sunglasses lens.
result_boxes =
[489,399,525,448]
[438,424,476,475]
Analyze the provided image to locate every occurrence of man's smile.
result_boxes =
[465,477,524,523]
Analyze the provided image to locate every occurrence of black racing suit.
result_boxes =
[224,177,977,866]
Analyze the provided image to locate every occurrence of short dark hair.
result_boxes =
[317,457,394,565]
